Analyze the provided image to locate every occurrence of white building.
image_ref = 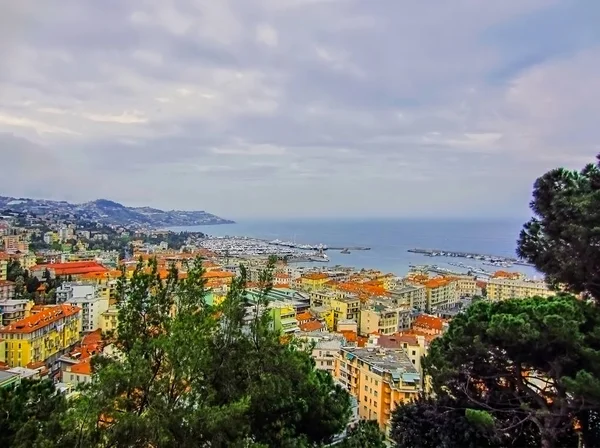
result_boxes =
[56,283,109,332]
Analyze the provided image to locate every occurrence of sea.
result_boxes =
[169,218,541,279]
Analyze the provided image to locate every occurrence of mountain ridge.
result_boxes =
[0,196,234,228]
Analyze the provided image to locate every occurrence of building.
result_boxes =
[425,278,458,311]
[100,307,118,334]
[0,253,8,281]
[330,295,361,330]
[334,347,421,431]
[451,275,482,298]
[360,302,405,336]
[389,284,427,311]
[367,333,428,378]
[0,297,31,326]
[62,358,92,387]
[0,304,82,368]
[56,283,110,332]
[300,273,330,291]
[297,332,344,375]
[269,302,299,334]
[0,370,21,389]
[487,278,555,301]
[0,280,16,301]
[30,261,109,280]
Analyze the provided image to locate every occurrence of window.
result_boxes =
[374,391,378,397]
[374,401,378,408]
[412,350,417,356]
[364,396,367,402]
[364,385,368,392]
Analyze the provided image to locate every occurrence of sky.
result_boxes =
[0,0,599,220]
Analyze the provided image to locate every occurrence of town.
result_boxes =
[0,209,556,437]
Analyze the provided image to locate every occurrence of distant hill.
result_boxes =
[0,196,234,228]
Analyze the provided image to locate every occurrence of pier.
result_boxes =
[328,246,371,251]
[407,248,533,266]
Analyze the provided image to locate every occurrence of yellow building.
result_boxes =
[0,255,7,281]
[360,303,404,336]
[487,278,555,301]
[449,275,482,297]
[425,278,458,311]
[100,307,119,335]
[330,295,361,330]
[0,304,82,368]
[389,284,427,311]
[269,302,299,334]
[311,306,335,331]
[334,347,421,432]
[300,273,330,291]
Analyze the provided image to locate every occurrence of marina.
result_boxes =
[199,236,330,262]
[407,248,533,267]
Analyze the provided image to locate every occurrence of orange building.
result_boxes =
[334,347,421,432]
[31,261,109,280]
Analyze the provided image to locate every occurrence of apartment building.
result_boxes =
[487,278,555,301]
[298,332,344,375]
[360,301,404,336]
[389,284,427,311]
[425,278,458,311]
[334,347,421,431]
[451,275,482,297]
[0,253,8,281]
[0,304,82,368]
[56,283,110,332]
[330,295,361,330]
[300,273,331,291]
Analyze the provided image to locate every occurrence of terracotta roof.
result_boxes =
[412,314,445,332]
[425,278,452,289]
[339,330,358,343]
[33,261,108,276]
[296,311,313,322]
[302,273,329,281]
[299,321,323,332]
[0,304,80,334]
[376,333,420,348]
[71,358,92,375]
[203,271,235,279]
[492,270,520,279]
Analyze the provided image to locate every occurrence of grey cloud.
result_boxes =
[0,0,598,218]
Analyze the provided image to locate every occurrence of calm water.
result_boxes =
[170,219,540,279]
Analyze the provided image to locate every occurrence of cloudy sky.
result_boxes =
[0,0,598,220]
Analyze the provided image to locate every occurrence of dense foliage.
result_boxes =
[517,154,600,300]
[0,257,353,447]
[0,379,68,447]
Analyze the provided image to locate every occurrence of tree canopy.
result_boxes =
[416,294,600,448]
[517,154,600,300]
[61,257,351,447]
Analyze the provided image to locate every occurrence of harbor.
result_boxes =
[199,236,330,262]
[407,248,533,268]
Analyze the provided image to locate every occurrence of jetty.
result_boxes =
[407,248,533,266]
[329,246,371,251]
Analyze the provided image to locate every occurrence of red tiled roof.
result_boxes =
[300,321,323,332]
[34,261,108,276]
[0,304,80,334]
[412,314,445,332]
[71,358,92,375]
[296,311,313,322]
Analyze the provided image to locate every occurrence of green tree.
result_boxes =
[338,420,386,448]
[65,257,350,447]
[0,379,67,448]
[422,295,599,448]
[517,155,600,299]
[6,259,25,282]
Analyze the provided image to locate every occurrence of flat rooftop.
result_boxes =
[342,347,418,374]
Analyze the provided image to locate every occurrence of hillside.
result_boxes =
[0,196,234,228]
